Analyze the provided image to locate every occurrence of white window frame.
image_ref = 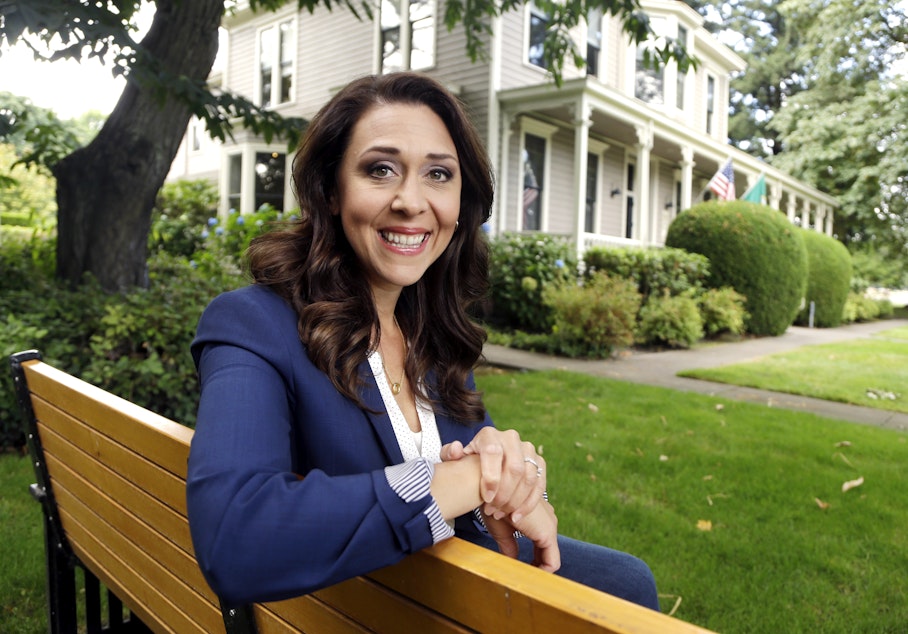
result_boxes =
[517,117,558,232]
[255,16,297,109]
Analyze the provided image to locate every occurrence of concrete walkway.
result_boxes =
[483,319,908,432]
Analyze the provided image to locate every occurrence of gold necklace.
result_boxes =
[380,317,406,395]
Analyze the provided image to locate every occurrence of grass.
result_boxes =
[3,368,906,633]
[0,451,46,633]
[477,369,907,633]
[679,326,908,414]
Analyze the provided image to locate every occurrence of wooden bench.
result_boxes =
[10,349,715,634]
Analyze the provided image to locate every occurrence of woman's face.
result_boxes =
[335,102,461,296]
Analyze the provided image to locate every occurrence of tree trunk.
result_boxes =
[53,0,224,292]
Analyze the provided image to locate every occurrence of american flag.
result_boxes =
[708,159,736,201]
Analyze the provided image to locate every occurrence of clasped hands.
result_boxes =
[441,427,560,572]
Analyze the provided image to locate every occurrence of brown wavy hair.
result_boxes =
[247,72,493,424]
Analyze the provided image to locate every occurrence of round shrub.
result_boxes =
[542,272,642,357]
[795,230,852,328]
[698,287,748,337]
[665,201,808,336]
[488,233,577,332]
[636,293,704,348]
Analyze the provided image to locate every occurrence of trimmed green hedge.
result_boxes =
[796,230,853,328]
[582,246,710,299]
[665,201,808,336]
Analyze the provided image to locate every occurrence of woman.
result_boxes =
[187,72,659,610]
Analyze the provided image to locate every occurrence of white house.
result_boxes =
[167,0,837,253]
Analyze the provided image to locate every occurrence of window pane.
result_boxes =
[522,134,545,231]
[410,0,435,70]
[382,0,403,73]
[586,8,602,77]
[259,26,274,107]
[706,76,715,134]
[635,46,664,104]
[585,153,598,233]
[528,11,548,69]
[228,154,242,213]
[254,152,286,211]
[279,21,293,103]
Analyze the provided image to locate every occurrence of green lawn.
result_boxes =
[679,326,908,414]
[4,368,906,633]
[0,451,46,634]
[477,369,907,633]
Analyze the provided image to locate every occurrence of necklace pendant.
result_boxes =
[391,382,402,395]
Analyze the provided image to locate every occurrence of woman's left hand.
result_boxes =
[440,428,546,523]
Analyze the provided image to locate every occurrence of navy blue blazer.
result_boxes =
[186,284,492,606]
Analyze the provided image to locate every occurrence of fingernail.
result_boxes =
[511,512,523,524]
[493,511,505,520]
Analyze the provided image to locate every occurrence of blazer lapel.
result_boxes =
[358,361,405,465]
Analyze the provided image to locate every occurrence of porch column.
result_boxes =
[769,180,781,210]
[572,99,593,256]
[814,207,826,233]
[635,122,654,244]
[801,199,811,228]
[680,145,694,211]
[786,195,797,224]
[825,206,834,235]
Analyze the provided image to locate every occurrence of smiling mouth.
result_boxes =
[380,231,429,248]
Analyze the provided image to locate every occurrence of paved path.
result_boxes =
[482,319,908,432]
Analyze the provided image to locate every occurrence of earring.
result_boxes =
[455,220,460,232]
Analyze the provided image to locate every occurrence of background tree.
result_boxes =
[698,0,908,284]
[0,0,685,292]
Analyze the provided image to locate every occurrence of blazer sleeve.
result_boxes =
[187,286,445,606]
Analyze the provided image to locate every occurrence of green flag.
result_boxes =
[742,174,766,203]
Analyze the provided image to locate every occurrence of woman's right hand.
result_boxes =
[440,428,547,523]
[481,500,560,573]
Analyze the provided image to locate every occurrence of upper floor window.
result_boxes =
[635,17,666,104]
[527,5,549,69]
[706,74,716,134]
[586,7,602,77]
[258,19,294,108]
[381,0,436,73]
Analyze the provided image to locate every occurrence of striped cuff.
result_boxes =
[473,490,548,538]
[384,458,455,544]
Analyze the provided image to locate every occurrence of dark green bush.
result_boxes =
[636,293,704,348]
[1,237,245,448]
[665,201,808,336]
[795,230,853,328]
[81,252,245,427]
[149,179,219,258]
[698,287,748,337]
[542,272,642,358]
[583,246,710,300]
[487,233,577,332]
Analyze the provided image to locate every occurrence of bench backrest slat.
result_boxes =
[15,355,716,634]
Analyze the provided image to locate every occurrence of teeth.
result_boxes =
[381,231,427,247]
